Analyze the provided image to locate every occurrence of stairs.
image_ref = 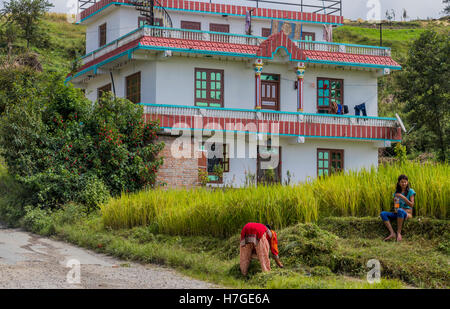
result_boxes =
[130,0,173,28]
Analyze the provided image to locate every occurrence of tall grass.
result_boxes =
[101,162,449,237]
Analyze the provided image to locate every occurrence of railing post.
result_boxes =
[296,62,306,112]
[254,59,264,110]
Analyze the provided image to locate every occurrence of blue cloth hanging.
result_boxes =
[354,103,367,116]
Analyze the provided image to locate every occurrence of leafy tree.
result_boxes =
[385,10,393,23]
[0,0,53,49]
[0,71,164,209]
[394,30,449,162]
[0,23,19,58]
[444,0,450,15]
[402,9,408,22]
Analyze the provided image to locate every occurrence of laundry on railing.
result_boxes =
[354,103,367,117]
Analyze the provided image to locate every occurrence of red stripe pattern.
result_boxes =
[304,50,400,67]
[144,113,402,141]
[80,0,344,24]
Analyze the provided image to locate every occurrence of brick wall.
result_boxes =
[156,135,206,188]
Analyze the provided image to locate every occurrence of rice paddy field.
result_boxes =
[101,161,449,237]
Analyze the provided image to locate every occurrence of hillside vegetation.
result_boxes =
[0,13,85,73]
[335,19,449,62]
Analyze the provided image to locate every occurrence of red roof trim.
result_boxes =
[73,35,400,79]
[80,0,344,24]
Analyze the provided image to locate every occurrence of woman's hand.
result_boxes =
[395,193,407,201]
[274,257,284,268]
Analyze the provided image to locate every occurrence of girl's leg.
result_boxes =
[396,209,408,241]
[255,234,271,272]
[380,211,396,240]
[240,244,254,276]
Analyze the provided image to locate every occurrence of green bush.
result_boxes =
[22,206,55,236]
[0,161,28,226]
[310,266,333,277]
[77,175,110,210]
[0,71,164,209]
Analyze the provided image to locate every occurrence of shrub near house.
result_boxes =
[0,70,164,211]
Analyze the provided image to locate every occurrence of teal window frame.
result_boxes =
[317,149,344,177]
[194,68,224,108]
[317,77,343,114]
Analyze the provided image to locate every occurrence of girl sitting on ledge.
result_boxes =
[380,174,416,242]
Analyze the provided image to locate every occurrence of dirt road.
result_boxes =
[0,224,219,289]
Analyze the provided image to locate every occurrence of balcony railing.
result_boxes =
[294,40,391,57]
[142,103,402,141]
[81,26,391,65]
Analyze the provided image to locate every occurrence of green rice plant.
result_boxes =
[100,162,449,237]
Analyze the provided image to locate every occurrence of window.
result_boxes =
[99,23,107,47]
[181,20,201,40]
[126,72,141,104]
[261,74,280,111]
[317,78,343,114]
[302,32,315,41]
[138,17,163,27]
[204,143,229,183]
[300,32,315,50]
[257,145,282,184]
[97,83,112,99]
[209,23,230,42]
[138,17,147,27]
[181,20,201,30]
[262,28,272,37]
[194,68,224,108]
[154,18,163,26]
[317,149,344,177]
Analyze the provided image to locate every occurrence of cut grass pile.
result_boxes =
[49,212,448,289]
[101,162,449,236]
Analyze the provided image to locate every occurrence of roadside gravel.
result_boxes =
[0,224,220,289]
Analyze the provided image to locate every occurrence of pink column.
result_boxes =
[296,62,306,112]
[254,59,264,110]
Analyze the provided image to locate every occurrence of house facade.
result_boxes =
[68,0,403,187]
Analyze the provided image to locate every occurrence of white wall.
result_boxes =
[154,56,298,111]
[85,55,378,117]
[302,68,379,116]
[154,56,378,115]
[219,136,379,187]
[84,60,156,103]
[85,6,328,54]
[85,7,141,54]
[168,11,324,39]
[279,137,378,184]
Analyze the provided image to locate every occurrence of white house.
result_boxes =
[68,0,403,187]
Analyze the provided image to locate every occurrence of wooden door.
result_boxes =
[209,23,230,42]
[261,74,280,110]
[181,21,202,40]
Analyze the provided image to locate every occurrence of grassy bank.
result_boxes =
[334,19,449,61]
[18,206,449,289]
[101,162,449,236]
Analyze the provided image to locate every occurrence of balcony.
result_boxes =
[142,104,402,142]
[80,26,394,67]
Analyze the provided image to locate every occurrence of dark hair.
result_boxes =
[396,175,410,194]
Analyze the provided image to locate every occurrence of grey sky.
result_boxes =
[6,0,447,20]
